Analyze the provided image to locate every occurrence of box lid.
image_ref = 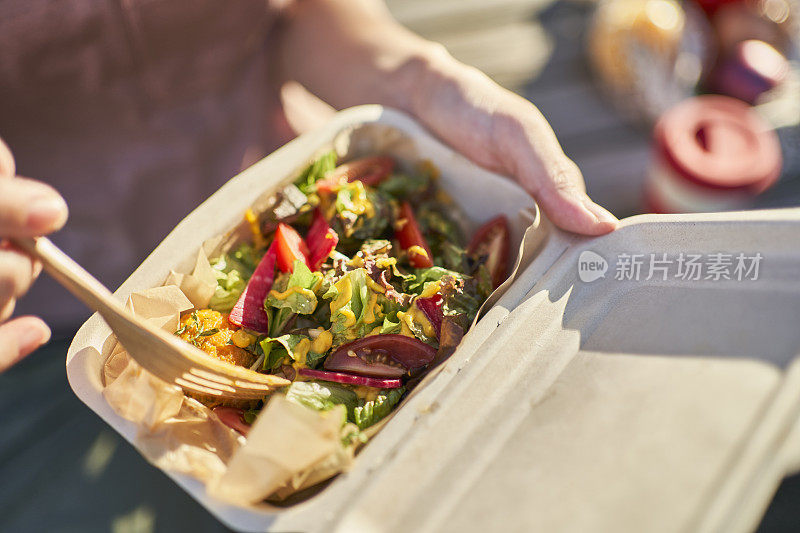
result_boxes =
[316,208,800,533]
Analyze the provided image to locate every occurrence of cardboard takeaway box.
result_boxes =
[66,106,800,533]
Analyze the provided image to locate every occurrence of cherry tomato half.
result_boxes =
[331,156,395,187]
[395,201,434,268]
[323,334,437,378]
[467,215,510,289]
[316,156,396,194]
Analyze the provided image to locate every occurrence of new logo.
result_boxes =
[577,251,608,282]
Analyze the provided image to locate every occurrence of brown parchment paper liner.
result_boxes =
[98,122,543,506]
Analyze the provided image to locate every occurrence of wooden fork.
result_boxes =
[14,237,289,400]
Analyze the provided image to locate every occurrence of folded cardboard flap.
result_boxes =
[326,209,800,533]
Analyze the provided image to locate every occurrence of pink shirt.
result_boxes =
[0,0,295,331]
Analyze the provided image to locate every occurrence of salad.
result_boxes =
[177,152,510,437]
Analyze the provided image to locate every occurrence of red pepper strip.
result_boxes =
[228,244,277,334]
[306,209,339,271]
[415,294,443,338]
[395,201,434,268]
[298,368,403,389]
[275,222,310,273]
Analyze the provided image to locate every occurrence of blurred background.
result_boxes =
[1,1,798,532]
[386,0,799,219]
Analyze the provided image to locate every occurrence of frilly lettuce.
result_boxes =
[353,387,406,430]
[323,268,401,346]
[284,381,406,431]
[294,150,337,195]
[208,244,262,312]
[285,381,359,418]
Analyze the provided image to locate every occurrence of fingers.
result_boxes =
[0,176,69,237]
[0,316,51,372]
[0,138,14,177]
[487,96,618,236]
[0,247,40,319]
[520,156,619,236]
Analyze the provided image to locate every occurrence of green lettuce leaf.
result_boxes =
[284,381,359,418]
[403,266,465,295]
[295,150,337,195]
[208,244,263,312]
[353,387,406,430]
[379,315,401,335]
[264,260,320,315]
[260,334,307,371]
[377,172,431,199]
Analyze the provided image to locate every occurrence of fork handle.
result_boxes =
[13,236,126,318]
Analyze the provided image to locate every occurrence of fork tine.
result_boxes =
[174,377,225,396]
[231,380,276,392]
[188,368,236,386]
[181,372,238,393]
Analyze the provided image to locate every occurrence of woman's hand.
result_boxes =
[0,139,68,372]
[278,0,618,235]
[402,53,618,235]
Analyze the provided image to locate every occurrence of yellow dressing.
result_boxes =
[397,303,437,339]
[419,281,442,298]
[244,208,266,250]
[352,386,380,402]
[311,330,333,353]
[292,338,311,366]
[410,304,436,338]
[348,256,365,268]
[363,292,380,324]
[339,308,357,327]
[375,257,397,269]
[269,285,316,301]
[396,311,415,338]
[330,276,353,314]
[365,276,386,294]
[407,245,429,260]
[230,329,256,348]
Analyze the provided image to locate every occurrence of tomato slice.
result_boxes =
[274,222,310,273]
[332,156,395,187]
[228,244,277,334]
[467,215,510,289]
[323,334,437,378]
[306,209,339,271]
[395,201,434,268]
[315,156,395,194]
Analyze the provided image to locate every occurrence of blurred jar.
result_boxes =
[589,0,711,121]
[706,39,790,103]
[708,0,799,55]
[645,95,782,213]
